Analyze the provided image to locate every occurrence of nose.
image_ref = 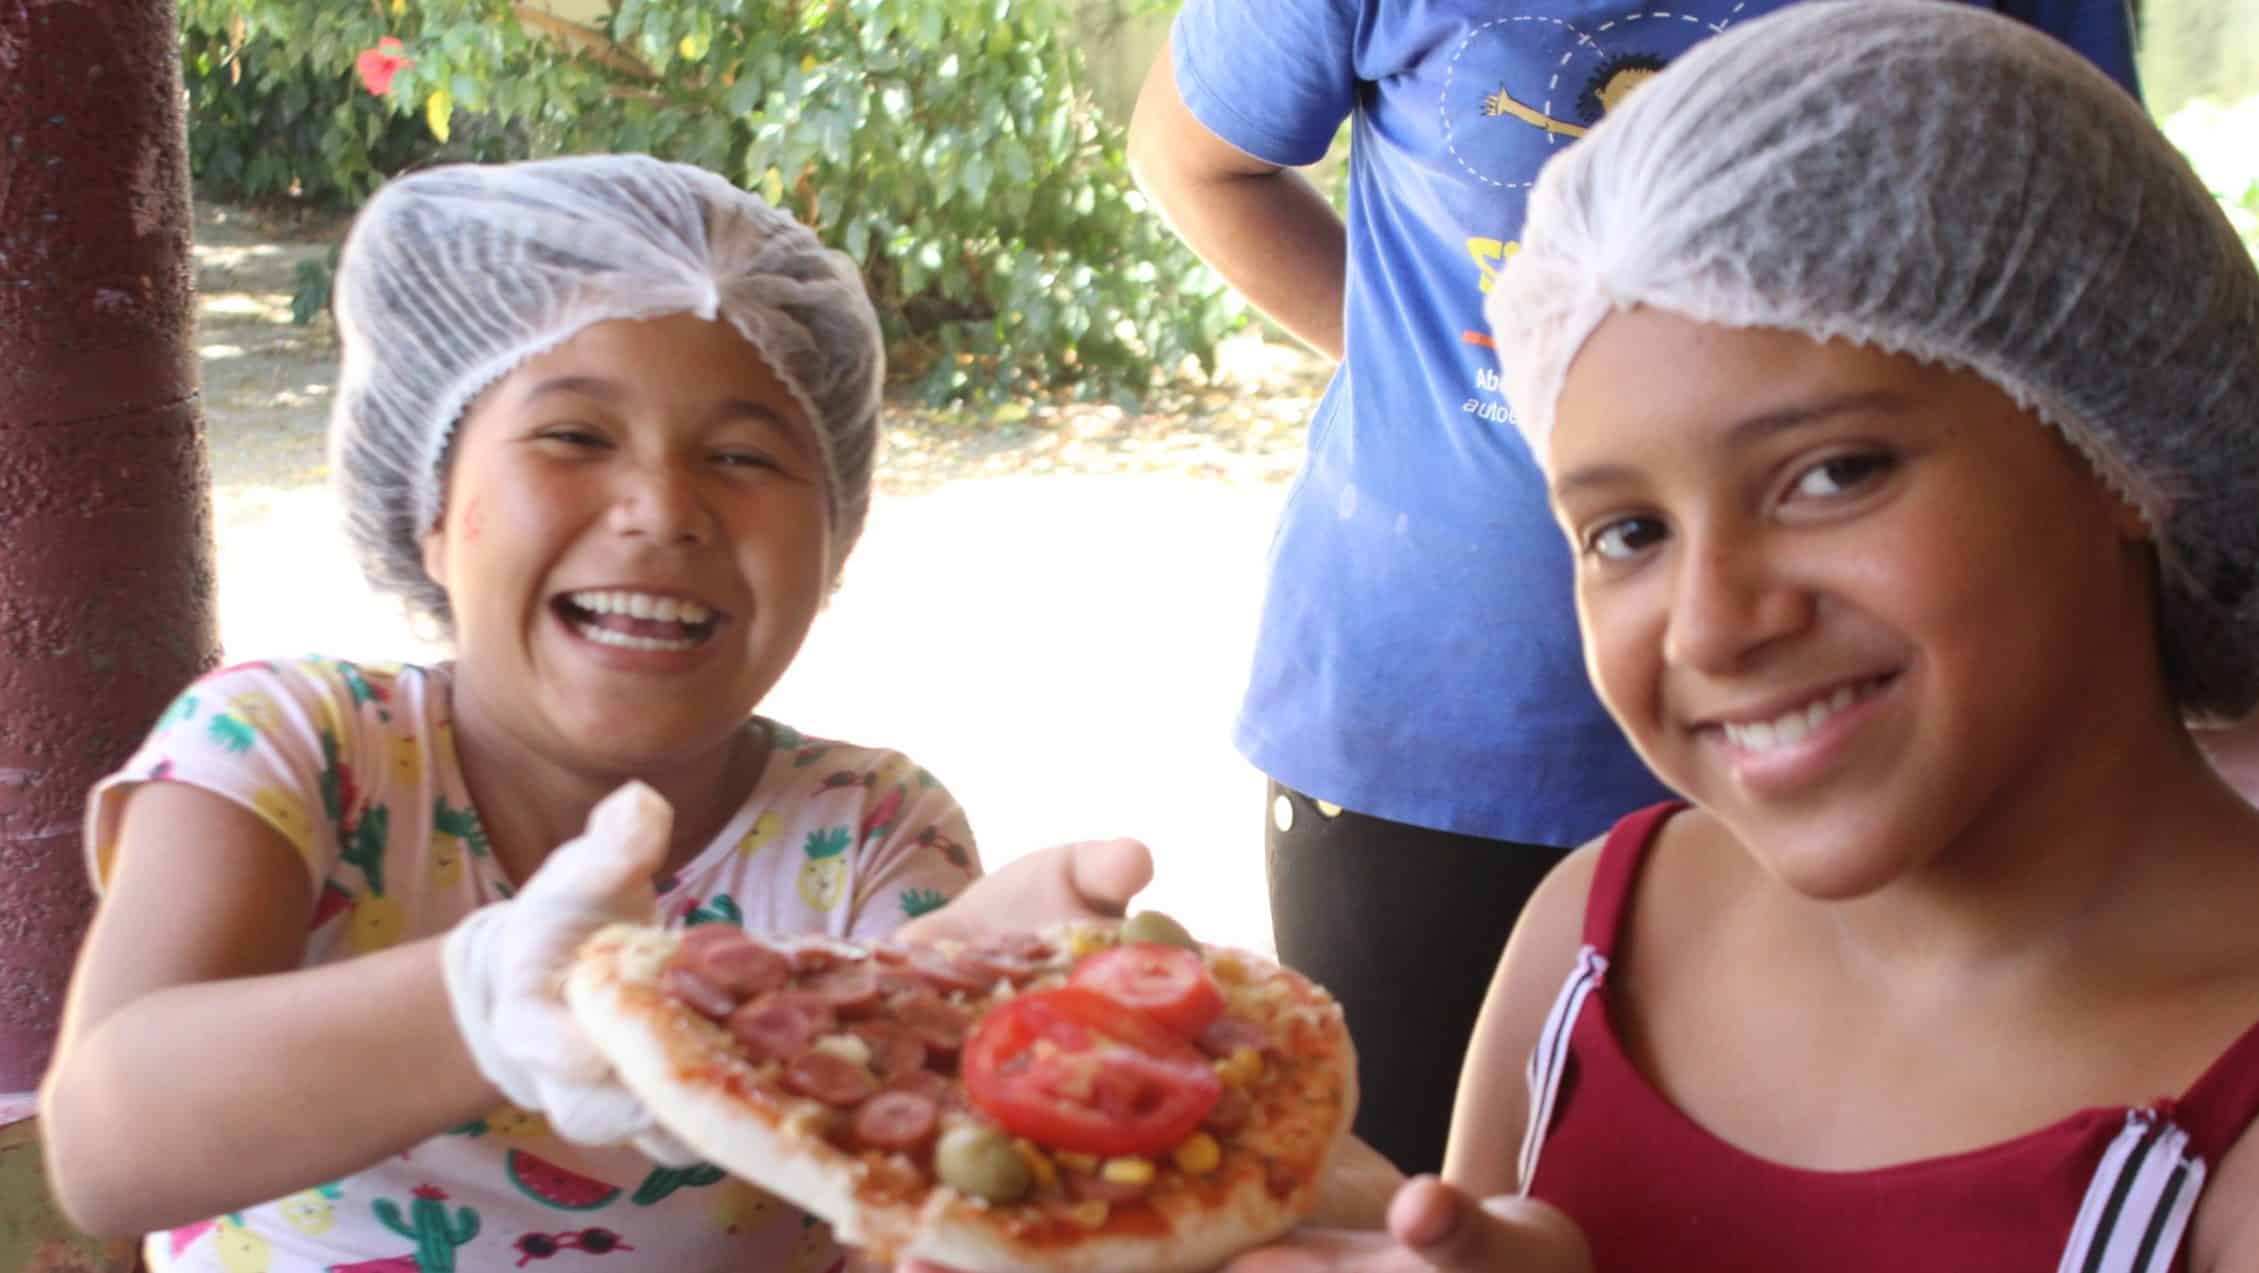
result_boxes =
[606,457,715,547]
[1661,526,1811,673]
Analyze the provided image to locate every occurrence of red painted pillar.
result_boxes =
[0,0,218,1102]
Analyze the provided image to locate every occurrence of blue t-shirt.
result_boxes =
[1174,0,2139,845]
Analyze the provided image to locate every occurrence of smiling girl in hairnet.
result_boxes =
[39,155,1153,1273]
[1177,3,2259,1271]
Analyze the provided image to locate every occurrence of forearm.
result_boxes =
[42,936,496,1235]
[1146,165,1347,360]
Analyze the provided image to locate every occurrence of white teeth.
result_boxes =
[566,590,715,625]
[1723,682,1872,753]
[573,621,700,652]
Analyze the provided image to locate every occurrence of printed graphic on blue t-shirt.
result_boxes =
[1172,0,2138,844]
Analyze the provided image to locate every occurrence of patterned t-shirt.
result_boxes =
[83,655,981,1273]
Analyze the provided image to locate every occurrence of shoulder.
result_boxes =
[162,655,434,736]
[760,726,961,807]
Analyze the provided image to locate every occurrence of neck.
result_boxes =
[443,670,769,886]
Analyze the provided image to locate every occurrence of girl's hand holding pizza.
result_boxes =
[1212,1178,1591,1273]
[895,836,1155,946]
[441,781,698,1164]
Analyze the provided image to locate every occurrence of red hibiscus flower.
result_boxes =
[355,37,411,97]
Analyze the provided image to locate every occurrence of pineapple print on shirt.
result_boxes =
[797,826,851,911]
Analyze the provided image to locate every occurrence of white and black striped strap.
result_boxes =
[2056,1109,2207,1273]
[1517,944,1608,1194]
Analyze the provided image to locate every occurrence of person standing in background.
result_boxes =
[1127,0,2140,1175]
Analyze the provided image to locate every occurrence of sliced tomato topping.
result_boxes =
[962,987,1223,1157]
[1069,943,1226,1038]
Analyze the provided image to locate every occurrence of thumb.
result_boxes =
[1067,837,1153,917]
[1387,1177,1592,1273]
[527,781,674,902]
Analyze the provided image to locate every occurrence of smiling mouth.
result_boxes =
[555,589,725,653]
[1717,674,1895,753]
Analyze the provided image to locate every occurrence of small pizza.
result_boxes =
[566,913,1358,1273]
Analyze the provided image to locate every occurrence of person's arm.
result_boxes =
[40,783,496,1237]
[1127,33,1348,361]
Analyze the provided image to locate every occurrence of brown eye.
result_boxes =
[1791,451,1895,499]
[537,425,607,449]
[1586,516,1666,562]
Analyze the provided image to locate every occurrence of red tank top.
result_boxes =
[1521,804,2259,1272]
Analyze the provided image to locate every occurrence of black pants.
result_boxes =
[1264,781,1572,1176]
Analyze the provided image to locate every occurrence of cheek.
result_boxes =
[1576,583,1661,724]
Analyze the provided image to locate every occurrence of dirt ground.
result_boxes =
[194,199,1328,955]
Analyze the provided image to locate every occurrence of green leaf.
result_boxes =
[960,151,991,202]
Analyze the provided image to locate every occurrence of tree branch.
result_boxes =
[510,4,661,83]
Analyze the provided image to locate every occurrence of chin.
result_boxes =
[1717,805,1922,902]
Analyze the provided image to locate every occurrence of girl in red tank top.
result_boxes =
[1186,5,2259,1272]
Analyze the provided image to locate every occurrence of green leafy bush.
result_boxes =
[182,0,1242,405]
[180,4,474,206]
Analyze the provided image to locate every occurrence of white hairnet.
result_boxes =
[1486,0,2259,718]
[329,154,883,627]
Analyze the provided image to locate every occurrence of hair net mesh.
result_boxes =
[1485,0,2259,718]
[329,153,883,627]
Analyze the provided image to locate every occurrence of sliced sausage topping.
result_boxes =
[783,1047,880,1107]
[851,1089,940,1153]
[692,934,791,998]
[895,993,972,1057]
[880,1069,955,1107]
[727,989,837,1063]
[849,1020,930,1081]
[806,963,883,1015]
[662,966,739,1020]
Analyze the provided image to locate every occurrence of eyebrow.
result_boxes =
[1550,388,1915,496]
[520,377,801,435]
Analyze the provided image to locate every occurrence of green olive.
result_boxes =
[1119,909,1199,950]
[934,1124,1032,1203]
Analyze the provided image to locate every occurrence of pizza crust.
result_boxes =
[567,924,1358,1273]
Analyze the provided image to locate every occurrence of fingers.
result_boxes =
[1066,837,1153,917]
[1217,1226,1425,1273]
[1386,1178,1592,1273]
[525,781,674,902]
[532,1071,658,1148]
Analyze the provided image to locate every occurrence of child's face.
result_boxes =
[421,312,832,776]
[1547,308,2158,897]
